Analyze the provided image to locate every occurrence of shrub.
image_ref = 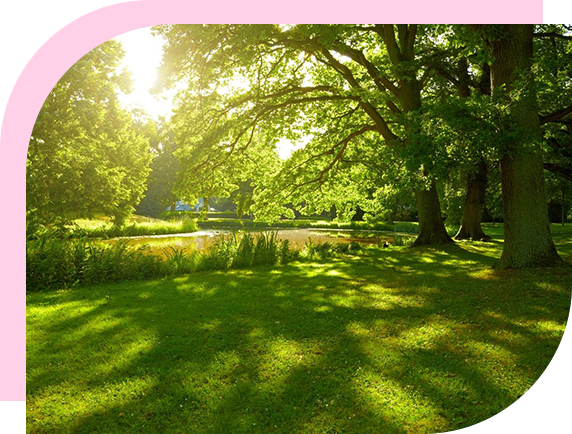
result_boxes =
[70,218,199,239]
[303,239,335,260]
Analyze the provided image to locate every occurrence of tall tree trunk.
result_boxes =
[412,181,453,246]
[455,161,491,241]
[400,78,453,246]
[490,25,562,268]
[456,62,491,241]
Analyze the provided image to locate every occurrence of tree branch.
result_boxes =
[286,124,377,195]
[378,25,402,64]
[540,104,572,125]
[332,42,400,96]
[317,49,399,143]
[544,163,572,183]
[534,32,572,41]
[547,137,572,160]
[397,25,417,60]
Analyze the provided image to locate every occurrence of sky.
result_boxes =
[114,26,302,159]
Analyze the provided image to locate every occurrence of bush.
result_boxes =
[201,232,295,269]
[70,218,199,239]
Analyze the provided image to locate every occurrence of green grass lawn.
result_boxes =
[27,227,572,434]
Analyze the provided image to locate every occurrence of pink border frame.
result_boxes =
[0,0,545,403]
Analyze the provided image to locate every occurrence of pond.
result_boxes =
[102,228,403,257]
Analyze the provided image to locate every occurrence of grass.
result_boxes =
[70,215,199,239]
[26,227,572,434]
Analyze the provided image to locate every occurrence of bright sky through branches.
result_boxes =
[113,26,302,158]
[114,27,174,119]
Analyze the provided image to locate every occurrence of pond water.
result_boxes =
[102,228,402,257]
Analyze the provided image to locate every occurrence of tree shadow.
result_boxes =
[27,243,572,433]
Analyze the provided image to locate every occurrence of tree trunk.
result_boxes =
[412,181,453,246]
[455,161,491,241]
[490,25,562,268]
[399,78,453,247]
[455,62,491,241]
[200,196,209,221]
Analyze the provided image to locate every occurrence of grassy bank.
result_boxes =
[71,216,199,239]
[27,235,571,433]
[67,215,405,239]
[27,223,572,292]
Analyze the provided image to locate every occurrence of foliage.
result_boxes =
[151,25,454,224]
[27,40,153,226]
[302,239,364,260]
[26,236,163,292]
[391,233,415,247]
[393,222,419,234]
[135,117,181,217]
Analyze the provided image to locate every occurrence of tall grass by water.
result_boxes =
[28,223,572,292]
[26,232,300,292]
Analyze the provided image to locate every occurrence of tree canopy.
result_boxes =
[26,24,572,269]
[152,24,571,267]
[27,40,153,225]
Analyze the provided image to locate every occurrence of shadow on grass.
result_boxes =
[27,242,572,434]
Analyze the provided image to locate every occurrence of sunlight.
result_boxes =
[114,27,174,119]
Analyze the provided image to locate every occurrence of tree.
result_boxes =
[135,116,180,217]
[436,58,493,241]
[153,24,453,245]
[535,25,572,187]
[27,40,153,226]
[479,24,562,268]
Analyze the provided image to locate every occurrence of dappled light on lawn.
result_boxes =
[27,238,571,433]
